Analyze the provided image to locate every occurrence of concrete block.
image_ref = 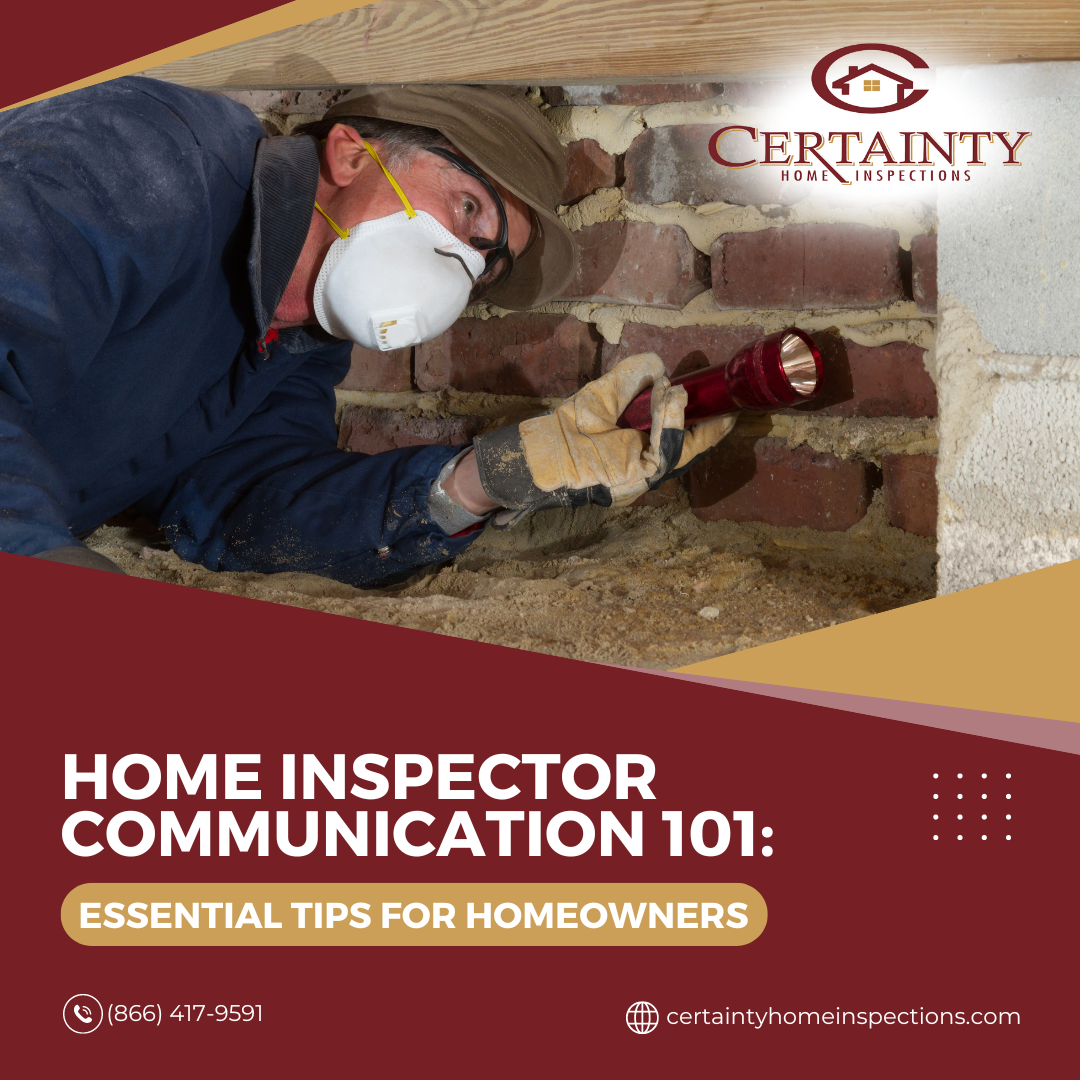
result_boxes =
[935,308,1080,593]
[936,63,1080,355]
[934,64,1080,592]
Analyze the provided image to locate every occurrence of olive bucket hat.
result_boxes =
[319,84,577,310]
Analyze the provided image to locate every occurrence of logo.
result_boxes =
[62,993,103,1034]
[626,1000,659,1034]
[812,44,929,113]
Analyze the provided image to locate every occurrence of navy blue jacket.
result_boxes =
[0,77,477,586]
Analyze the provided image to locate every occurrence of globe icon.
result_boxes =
[626,1001,660,1034]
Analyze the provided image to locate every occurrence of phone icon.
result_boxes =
[63,994,103,1034]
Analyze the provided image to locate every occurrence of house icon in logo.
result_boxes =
[832,64,915,107]
[813,44,930,113]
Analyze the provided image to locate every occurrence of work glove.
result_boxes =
[473,352,736,525]
[32,544,126,574]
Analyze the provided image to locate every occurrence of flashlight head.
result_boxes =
[720,328,822,412]
[779,331,820,396]
[616,327,824,430]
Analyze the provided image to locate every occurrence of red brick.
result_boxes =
[625,126,784,207]
[689,437,872,530]
[782,337,937,418]
[415,314,601,397]
[882,454,938,536]
[562,139,620,205]
[911,233,938,314]
[337,405,483,456]
[544,84,723,106]
[600,323,764,377]
[719,81,798,107]
[335,344,412,392]
[711,224,903,310]
[561,222,708,308]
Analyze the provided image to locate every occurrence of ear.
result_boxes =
[322,124,369,188]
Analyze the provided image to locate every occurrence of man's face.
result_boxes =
[330,126,533,300]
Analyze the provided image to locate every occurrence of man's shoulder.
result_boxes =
[0,77,266,225]
[115,76,265,139]
[0,77,263,163]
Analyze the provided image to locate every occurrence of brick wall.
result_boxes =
[238,84,938,538]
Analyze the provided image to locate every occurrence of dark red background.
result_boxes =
[3,553,1077,1077]
[1,0,290,108]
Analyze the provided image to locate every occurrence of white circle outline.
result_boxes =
[63,993,103,1034]
[625,1000,660,1035]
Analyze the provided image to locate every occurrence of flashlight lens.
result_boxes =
[780,332,819,396]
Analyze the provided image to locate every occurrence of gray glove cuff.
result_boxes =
[427,448,492,536]
[32,544,126,574]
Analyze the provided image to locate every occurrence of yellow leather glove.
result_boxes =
[473,352,736,523]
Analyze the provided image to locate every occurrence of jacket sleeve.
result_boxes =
[0,115,113,556]
[0,395,79,556]
[143,349,484,587]
[0,78,263,557]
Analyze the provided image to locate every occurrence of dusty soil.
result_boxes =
[85,489,936,670]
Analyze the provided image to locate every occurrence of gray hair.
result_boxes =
[292,115,454,171]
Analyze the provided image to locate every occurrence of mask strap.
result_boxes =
[361,139,417,219]
[313,201,350,239]
[313,136,418,239]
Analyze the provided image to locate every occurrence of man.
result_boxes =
[0,79,732,586]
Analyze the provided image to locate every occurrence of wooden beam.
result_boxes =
[142,0,1080,88]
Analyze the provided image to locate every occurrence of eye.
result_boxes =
[462,197,478,216]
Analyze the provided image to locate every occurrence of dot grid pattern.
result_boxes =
[931,772,1014,841]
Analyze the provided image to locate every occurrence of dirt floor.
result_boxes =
[85,488,936,670]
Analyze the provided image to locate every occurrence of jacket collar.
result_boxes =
[248,133,335,351]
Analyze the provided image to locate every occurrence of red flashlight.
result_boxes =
[617,328,823,430]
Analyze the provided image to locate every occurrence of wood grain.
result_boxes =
[142,0,1080,88]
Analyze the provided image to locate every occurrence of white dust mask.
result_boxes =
[312,209,485,350]
[310,138,487,351]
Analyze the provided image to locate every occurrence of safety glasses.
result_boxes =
[423,146,515,295]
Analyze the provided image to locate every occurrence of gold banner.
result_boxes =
[62,882,766,946]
